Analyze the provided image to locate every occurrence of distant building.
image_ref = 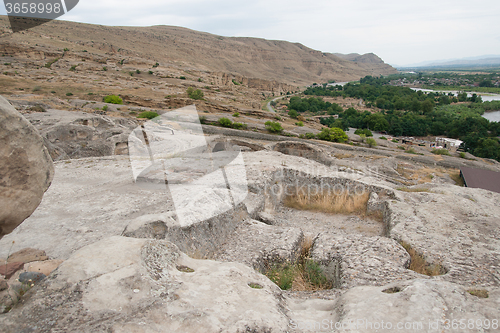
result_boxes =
[460,167,500,194]
[434,137,463,151]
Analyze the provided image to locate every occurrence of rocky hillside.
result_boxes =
[0,16,396,85]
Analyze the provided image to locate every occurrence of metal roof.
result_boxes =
[460,166,500,194]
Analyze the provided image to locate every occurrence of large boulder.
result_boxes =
[0,236,290,332]
[0,96,54,239]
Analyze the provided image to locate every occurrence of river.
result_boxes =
[410,88,500,122]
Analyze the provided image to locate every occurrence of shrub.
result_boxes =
[148,70,153,74]
[199,116,207,124]
[380,136,387,140]
[102,66,108,71]
[179,76,186,80]
[432,148,451,156]
[63,48,69,52]
[317,127,348,143]
[32,86,41,92]
[137,111,159,119]
[459,152,466,158]
[232,112,240,117]
[232,122,247,130]
[152,62,159,68]
[366,137,377,147]
[265,121,283,133]
[44,58,59,68]
[218,117,233,128]
[354,128,373,137]
[69,65,77,71]
[136,69,141,74]
[297,115,306,122]
[102,105,108,111]
[295,121,304,127]
[305,132,316,139]
[103,95,123,104]
[288,110,298,119]
[187,87,204,100]
[198,78,202,82]
[232,79,240,85]
[66,92,73,96]
[392,138,399,143]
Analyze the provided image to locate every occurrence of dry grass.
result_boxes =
[400,241,445,276]
[334,153,353,159]
[396,187,432,193]
[467,289,489,298]
[284,191,370,216]
[264,236,332,291]
[448,170,465,186]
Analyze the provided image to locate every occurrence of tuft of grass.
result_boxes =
[264,236,331,291]
[400,241,445,276]
[396,187,432,193]
[284,190,369,216]
[137,111,159,119]
[176,265,194,273]
[448,170,465,186]
[248,283,263,289]
[432,148,451,156]
[467,289,488,298]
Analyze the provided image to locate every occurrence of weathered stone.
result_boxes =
[0,288,18,313]
[18,272,45,284]
[257,211,277,225]
[311,233,421,289]
[0,278,7,291]
[215,219,304,271]
[0,236,290,332]
[0,96,54,239]
[0,262,24,279]
[25,259,64,276]
[7,248,48,263]
[273,141,334,166]
[24,109,137,161]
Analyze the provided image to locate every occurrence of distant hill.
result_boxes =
[0,16,396,85]
[397,55,500,70]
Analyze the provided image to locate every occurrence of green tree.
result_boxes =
[265,121,283,133]
[366,137,377,148]
[103,95,123,104]
[316,127,348,143]
[288,110,298,119]
[187,87,204,100]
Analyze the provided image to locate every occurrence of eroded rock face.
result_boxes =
[24,109,137,161]
[0,96,54,239]
[0,236,290,333]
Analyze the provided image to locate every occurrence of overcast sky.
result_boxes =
[2,0,500,66]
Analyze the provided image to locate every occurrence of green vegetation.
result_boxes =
[264,238,331,291]
[102,66,107,71]
[44,57,59,68]
[232,112,240,117]
[305,75,500,161]
[354,128,373,137]
[432,148,451,156]
[366,137,377,147]
[218,117,232,127]
[288,109,298,119]
[265,121,283,133]
[69,65,77,71]
[137,111,159,119]
[295,121,304,127]
[316,127,348,143]
[232,79,241,85]
[103,95,123,104]
[187,87,204,100]
[179,76,186,80]
[65,92,73,96]
[217,117,247,130]
[380,136,387,140]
